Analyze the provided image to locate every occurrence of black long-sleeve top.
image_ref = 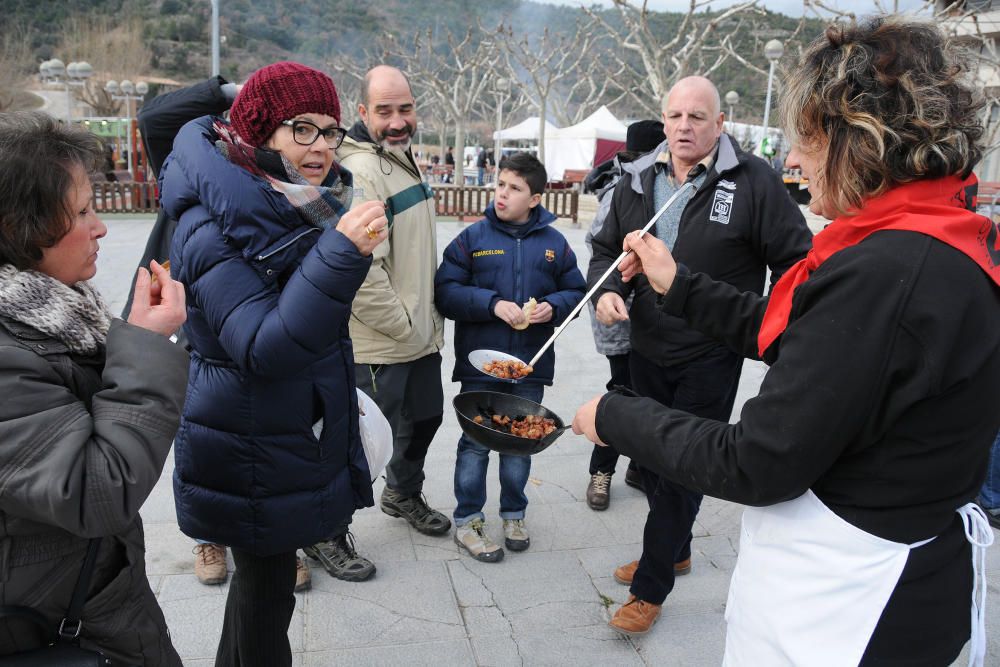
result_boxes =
[597,230,1000,544]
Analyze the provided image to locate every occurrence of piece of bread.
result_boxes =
[513,297,537,331]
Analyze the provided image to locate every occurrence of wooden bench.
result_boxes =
[432,184,579,226]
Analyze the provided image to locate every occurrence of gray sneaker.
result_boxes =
[380,487,451,535]
[303,533,376,582]
[503,519,530,552]
[455,519,504,562]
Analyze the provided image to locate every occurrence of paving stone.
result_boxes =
[302,560,463,651]
[299,639,474,666]
[508,633,644,666]
[469,636,523,666]
[632,610,728,666]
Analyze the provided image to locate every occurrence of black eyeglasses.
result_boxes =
[280,120,347,148]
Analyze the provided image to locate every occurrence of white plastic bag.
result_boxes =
[356,388,392,482]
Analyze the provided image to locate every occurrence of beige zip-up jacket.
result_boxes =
[337,131,444,364]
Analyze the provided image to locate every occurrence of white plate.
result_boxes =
[468,349,528,383]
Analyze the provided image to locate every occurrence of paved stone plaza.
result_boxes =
[93,213,998,666]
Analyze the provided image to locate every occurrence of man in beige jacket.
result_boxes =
[303,65,449,581]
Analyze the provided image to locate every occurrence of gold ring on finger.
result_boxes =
[366,224,377,239]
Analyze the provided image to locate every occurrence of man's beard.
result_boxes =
[377,125,415,152]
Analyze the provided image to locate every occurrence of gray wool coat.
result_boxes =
[0,317,187,666]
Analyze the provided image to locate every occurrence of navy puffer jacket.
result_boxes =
[435,204,586,385]
[161,116,374,556]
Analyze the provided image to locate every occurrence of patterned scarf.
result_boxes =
[212,120,352,230]
[758,174,1000,357]
[0,264,112,355]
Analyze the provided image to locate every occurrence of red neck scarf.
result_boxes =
[758,174,1000,357]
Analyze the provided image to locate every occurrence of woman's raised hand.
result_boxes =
[337,200,389,256]
[128,260,186,337]
[620,230,678,295]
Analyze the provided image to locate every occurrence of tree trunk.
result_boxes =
[537,97,547,166]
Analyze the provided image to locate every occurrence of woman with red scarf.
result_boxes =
[572,18,1000,666]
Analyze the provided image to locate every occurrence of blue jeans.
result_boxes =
[978,430,1000,510]
[453,380,543,526]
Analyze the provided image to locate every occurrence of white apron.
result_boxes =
[722,490,993,667]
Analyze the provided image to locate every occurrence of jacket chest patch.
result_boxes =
[545,249,556,262]
[473,249,505,258]
[709,188,735,225]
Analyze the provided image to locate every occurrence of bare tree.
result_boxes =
[584,0,765,117]
[497,20,607,163]
[0,25,37,112]
[57,14,153,117]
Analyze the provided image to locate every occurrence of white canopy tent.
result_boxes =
[492,116,560,141]
[543,106,628,181]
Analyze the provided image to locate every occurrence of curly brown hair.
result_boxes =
[0,111,103,270]
[780,17,985,215]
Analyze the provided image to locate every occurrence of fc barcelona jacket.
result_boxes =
[435,204,586,385]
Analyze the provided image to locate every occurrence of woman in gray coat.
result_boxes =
[0,112,187,665]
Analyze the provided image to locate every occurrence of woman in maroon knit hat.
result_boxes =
[158,61,388,666]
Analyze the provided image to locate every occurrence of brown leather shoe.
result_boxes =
[613,558,691,585]
[609,594,661,636]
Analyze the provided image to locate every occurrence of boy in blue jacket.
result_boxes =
[435,152,586,562]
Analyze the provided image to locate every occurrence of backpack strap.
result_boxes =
[384,183,434,227]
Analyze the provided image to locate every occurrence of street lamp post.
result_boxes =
[39,59,93,124]
[105,79,149,179]
[724,90,740,134]
[494,77,511,177]
[211,0,220,77]
[760,39,784,156]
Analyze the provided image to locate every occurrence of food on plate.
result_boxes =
[512,297,537,331]
[482,359,533,380]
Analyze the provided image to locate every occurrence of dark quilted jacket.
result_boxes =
[161,116,374,556]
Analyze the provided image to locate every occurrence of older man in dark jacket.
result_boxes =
[589,76,812,636]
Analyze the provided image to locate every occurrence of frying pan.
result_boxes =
[453,391,568,455]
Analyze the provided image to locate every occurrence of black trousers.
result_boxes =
[588,353,637,475]
[628,346,742,605]
[215,549,297,667]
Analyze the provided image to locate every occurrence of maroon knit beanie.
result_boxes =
[229,61,340,147]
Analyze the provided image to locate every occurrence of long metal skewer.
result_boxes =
[525,180,696,368]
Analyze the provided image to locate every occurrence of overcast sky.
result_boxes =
[538,0,931,18]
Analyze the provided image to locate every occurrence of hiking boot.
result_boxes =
[613,558,691,585]
[502,519,530,552]
[380,487,451,535]
[294,556,311,593]
[624,467,644,492]
[193,543,227,585]
[586,472,613,510]
[609,594,661,636]
[455,519,504,562]
[303,533,376,582]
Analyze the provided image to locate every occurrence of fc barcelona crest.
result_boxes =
[545,249,556,262]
